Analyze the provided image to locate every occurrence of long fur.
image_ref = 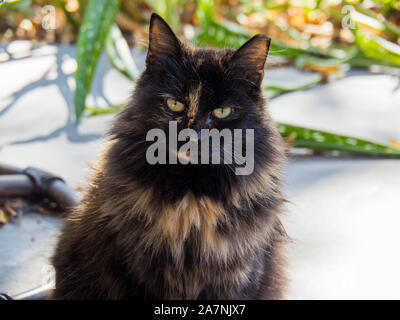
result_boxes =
[51,14,288,300]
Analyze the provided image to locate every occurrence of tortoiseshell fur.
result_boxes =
[51,13,288,300]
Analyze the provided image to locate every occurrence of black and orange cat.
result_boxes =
[52,13,287,300]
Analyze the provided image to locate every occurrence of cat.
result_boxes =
[51,13,288,300]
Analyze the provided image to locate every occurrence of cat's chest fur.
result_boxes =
[137,191,228,255]
[97,180,274,299]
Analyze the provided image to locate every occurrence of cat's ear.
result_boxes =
[146,13,182,66]
[230,34,270,86]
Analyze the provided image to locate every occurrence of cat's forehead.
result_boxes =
[183,45,235,76]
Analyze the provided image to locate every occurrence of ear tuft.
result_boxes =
[146,13,181,66]
[231,34,271,86]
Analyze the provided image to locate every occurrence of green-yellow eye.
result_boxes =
[167,98,185,112]
[212,107,232,119]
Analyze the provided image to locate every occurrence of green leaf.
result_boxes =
[295,46,358,69]
[79,0,90,18]
[194,21,249,48]
[371,0,399,11]
[105,23,140,82]
[148,0,180,30]
[277,123,400,157]
[74,0,120,123]
[86,105,123,115]
[353,3,400,38]
[263,74,322,99]
[0,0,31,13]
[354,27,400,68]
[194,0,250,47]
[349,52,398,68]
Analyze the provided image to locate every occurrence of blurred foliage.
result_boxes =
[1,0,400,156]
[74,0,120,122]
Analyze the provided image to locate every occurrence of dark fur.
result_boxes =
[51,13,288,300]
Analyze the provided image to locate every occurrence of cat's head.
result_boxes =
[109,13,284,201]
[141,13,270,132]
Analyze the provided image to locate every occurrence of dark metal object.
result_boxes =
[0,164,80,209]
[0,163,82,300]
[0,175,34,197]
[0,293,14,300]
[23,167,64,195]
[0,163,23,175]
[48,179,81,209]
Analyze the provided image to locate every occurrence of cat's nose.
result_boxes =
[189,116,212,132]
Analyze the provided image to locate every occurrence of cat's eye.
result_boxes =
[167,98,185,112]
[212,107,232,119]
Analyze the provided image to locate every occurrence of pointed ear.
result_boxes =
[146,13,182,66]
[230,34,271,86]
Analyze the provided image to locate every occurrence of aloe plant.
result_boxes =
[353,3,400,38]
[263,75,323,99]
[278,123,400,157]
[354,27,400,68]
[74,0,120,122]
[105,23,140,82]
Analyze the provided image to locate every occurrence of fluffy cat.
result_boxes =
[51,13,287,300]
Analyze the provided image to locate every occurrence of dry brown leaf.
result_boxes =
[390,139,400,149]
[247,13,267,28]
[4,204,18,218]
[284,132,297,147]
[340,29,355,43]
[304,22,333,37]
[306,10,327,25]
[303,63,342,75]
[288,8,306,29]
[0,209,10,225]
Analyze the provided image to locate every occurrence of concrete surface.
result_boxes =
[0,43,400,299]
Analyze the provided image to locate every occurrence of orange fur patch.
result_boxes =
[187,84,202,127]
[153,192,227,255]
